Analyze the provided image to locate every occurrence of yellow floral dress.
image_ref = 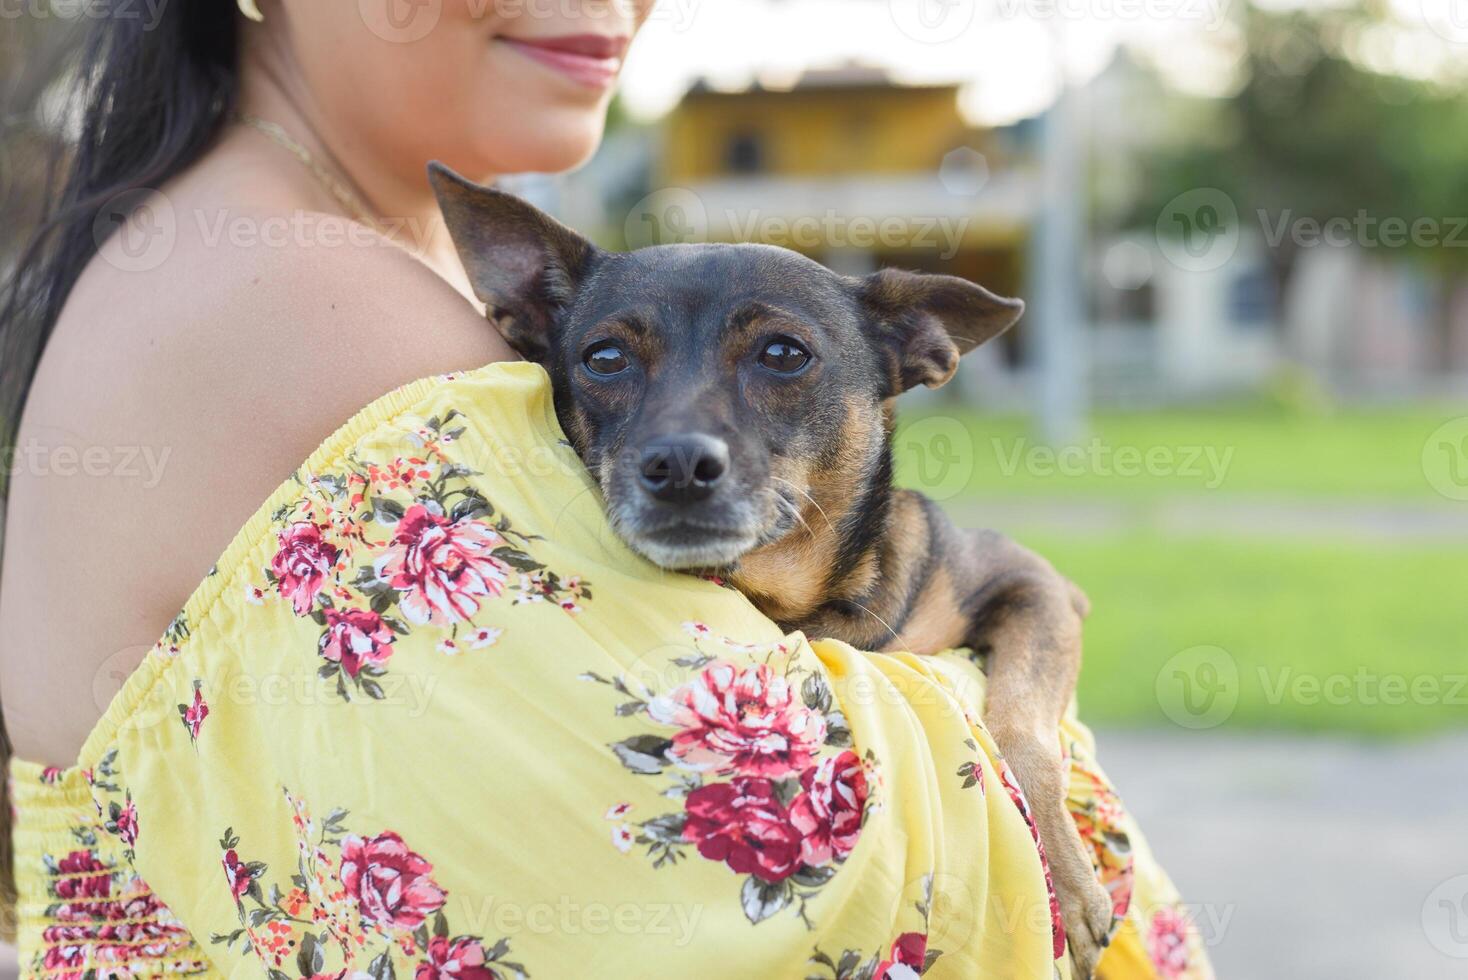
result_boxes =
[8,362,1212,980]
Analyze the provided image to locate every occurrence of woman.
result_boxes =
[0,3,1211,978]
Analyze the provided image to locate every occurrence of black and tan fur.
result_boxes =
[431,164,1115,977]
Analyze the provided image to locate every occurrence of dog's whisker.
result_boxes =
[770,476,834,534]
[839,597,905,651]
[762,486,811,537]
[778,494,813,538]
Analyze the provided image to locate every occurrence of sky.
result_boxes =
[618,0,1468,125]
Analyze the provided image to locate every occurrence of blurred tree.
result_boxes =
[1120,2,1468,366]
[1133,11,1466,256]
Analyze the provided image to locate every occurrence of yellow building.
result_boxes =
[655,67,1036,317]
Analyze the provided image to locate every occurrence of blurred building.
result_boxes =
[660,67,1030,291]
[538,66,1050,401]
[653,68,1034,378]
[1086,52,1468,403]
[548,59,1467,408]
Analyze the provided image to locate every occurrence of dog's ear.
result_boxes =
[428,161,597,361]
[856,267,1024,394]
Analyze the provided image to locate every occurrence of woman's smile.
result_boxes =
[497,33,629,91]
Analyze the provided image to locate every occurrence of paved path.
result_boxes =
[1094,730,1468,979]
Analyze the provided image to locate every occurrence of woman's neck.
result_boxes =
[232,37,482,300]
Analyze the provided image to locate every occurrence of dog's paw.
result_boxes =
[984,726,1116,977]
[1060,872,1114,980]
[1045,807,1114,978]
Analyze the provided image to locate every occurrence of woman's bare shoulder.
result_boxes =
[43,202,517,534]
[0,208,515,765]
[72,205,513,427]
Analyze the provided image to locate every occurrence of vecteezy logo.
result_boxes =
[1101,240,1155,291]
[889,0,976,43]
[93,188,177,273]
[894,416,974,501]
[1423,874,1468,958]
[46,0,91,19]
[359,0,442,43]
[1423,418,1468,501]
[624,187,708,249]
[94,644,170,734]
[1422,0,1468,45]
[924,872,977,956]
[45,0,97,19]
[1155,645,1238,729]
[939,147,989,197]
[1156,189,1240,273]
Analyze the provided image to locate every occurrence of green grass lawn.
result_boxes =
[893,402,1467,500]
[1022,532,1466,737]
[892,400,1468,736]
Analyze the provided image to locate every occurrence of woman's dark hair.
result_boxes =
[0,1,241,935]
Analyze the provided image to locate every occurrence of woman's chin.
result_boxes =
[472,109,610,176]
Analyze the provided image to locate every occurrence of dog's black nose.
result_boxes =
[639,434,729,504]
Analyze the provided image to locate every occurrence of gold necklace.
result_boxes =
[234,113,380,231]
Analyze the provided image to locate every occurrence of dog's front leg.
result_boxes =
[966,534,1113,979]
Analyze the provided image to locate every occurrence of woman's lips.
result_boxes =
[499,34,628,90]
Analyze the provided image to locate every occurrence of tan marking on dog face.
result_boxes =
[731,456,829,622]
[731,396,884,624]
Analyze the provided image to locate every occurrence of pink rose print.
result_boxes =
[590,628,873,931]
[113,798,138,848]
[340,831,447,931]
[789,750,868,866]
[1000,763,1066,961]
[271,522,340,615]
[41,943,84,973]
[682,777,803,883]
[1147,906,1192,978]
[415,936,500,980]
[214,795,526,976]
[874,932,928,979]
[319,607,395,677]
[180,684,209,742]
[1107,861,1136,922]
[222,849,253,900]
[649,660,827,778]
[373,504,509,625]
[54,851,111,900]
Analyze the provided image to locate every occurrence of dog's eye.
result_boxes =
[583,342,631,377]
[757,338,811,375]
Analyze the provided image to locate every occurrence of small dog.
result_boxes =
[430,164,1114,976]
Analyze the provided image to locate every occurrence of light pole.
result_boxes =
[1026,22,1089,446]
